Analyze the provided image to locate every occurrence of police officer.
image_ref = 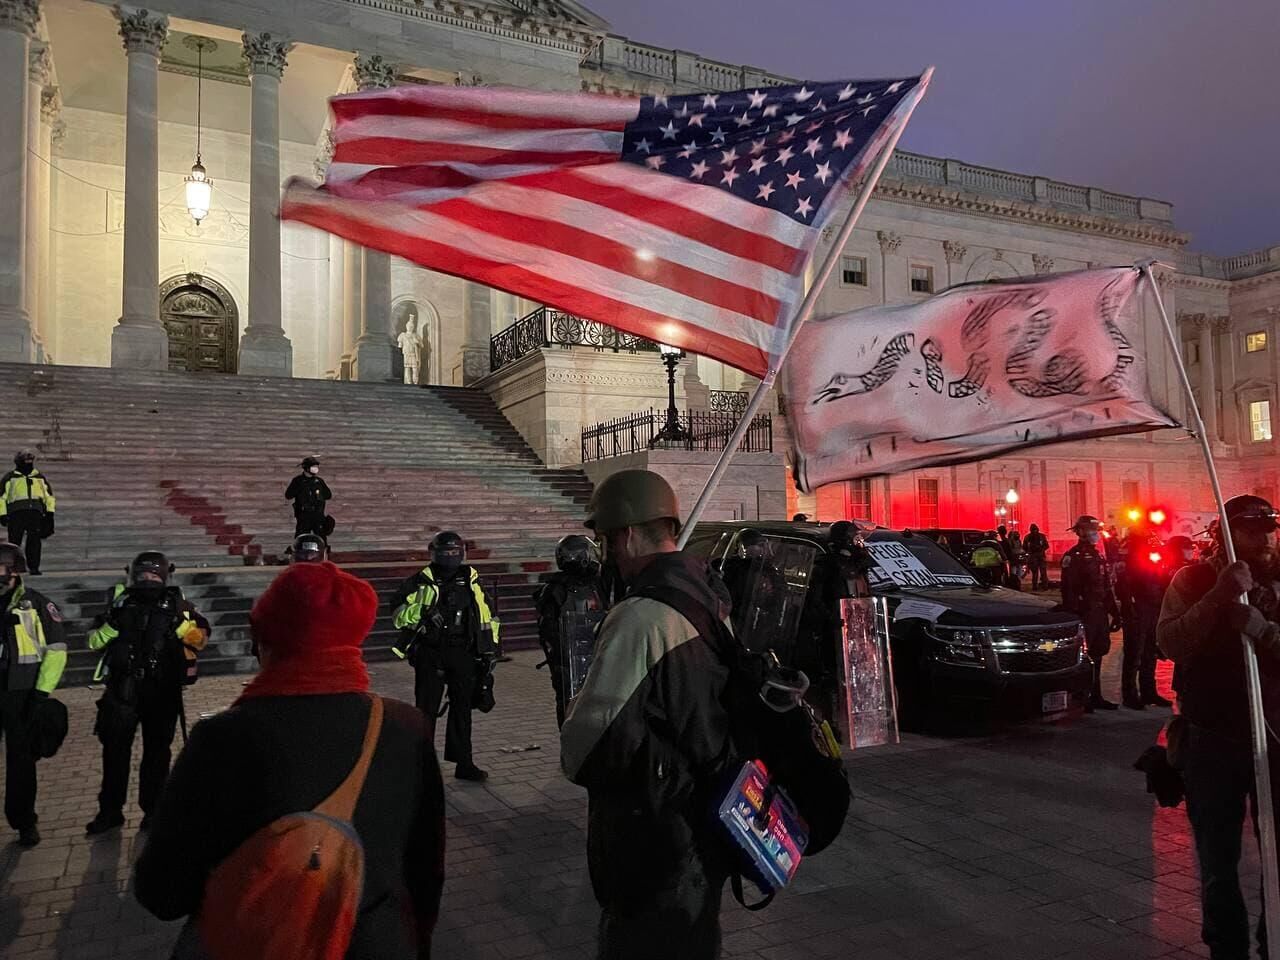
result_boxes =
[533,535,606,728]
[1158,495,1280,960]
[0,450,56,575]
[85,552,210,834]
[718,529,788,652]
[1116,529,1173,710]
[285,456,332,539]
[1024,523,1050,590]
[0,543,65,847]
[290,532,328,564]
[1061,515,1120,711]
[392,531,499,781]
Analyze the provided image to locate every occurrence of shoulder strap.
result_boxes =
[632,583,730,661]
[314,696,384,823]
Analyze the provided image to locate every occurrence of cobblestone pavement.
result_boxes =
[0,647,1252,960]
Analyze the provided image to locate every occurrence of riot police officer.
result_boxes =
[0,542,65,847]
[0,450,56,575]
[533,535,607,728]
[392,532,499,781]
[285,456,333,539]
[1116,530,1172,710]
[718,529,789,653]
[1061,515,1120,711]
[290,532,328,564]
[85,552,210,834]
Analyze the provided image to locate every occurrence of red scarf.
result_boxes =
[236,647,370,702]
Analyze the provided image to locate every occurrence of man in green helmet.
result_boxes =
[559,470,735,960]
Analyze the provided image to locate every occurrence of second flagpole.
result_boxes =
[1140,260,1280,960]
[676,67,934,549]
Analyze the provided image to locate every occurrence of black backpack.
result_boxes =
[634,582,852,905]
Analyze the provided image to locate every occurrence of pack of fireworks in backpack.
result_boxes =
[718,759,809,892]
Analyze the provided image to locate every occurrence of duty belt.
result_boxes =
[6,499,44,513]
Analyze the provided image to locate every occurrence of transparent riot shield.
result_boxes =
[560,606,606,703]
[720,539,818,662]
[839,596,900,749]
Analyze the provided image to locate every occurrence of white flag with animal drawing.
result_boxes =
[784,266,1180,491]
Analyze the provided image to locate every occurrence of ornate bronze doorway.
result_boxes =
[160,273,239,373]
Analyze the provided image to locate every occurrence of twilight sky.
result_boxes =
[586,0,1279,256]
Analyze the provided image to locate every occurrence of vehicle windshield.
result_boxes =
[864,531,979,589]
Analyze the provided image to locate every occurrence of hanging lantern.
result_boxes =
[184,36,215,224]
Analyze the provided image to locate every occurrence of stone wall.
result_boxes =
[582,449,787,525]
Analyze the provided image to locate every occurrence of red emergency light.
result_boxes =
[1126,508,1142,523]
[1148,551,1163,564]
[1148,509,1168,526]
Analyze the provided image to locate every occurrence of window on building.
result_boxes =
[917,478,940,528]
[910,264,934,294]
[840,256,868,287]
[1122,480,1140,507]
[847,478,872,520]
[1247,331,1268,353]
[1250,400,1273,442]
[1067,480,1089,524]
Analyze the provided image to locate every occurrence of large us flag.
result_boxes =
[282,75,928,376]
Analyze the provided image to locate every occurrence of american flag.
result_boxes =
[281,75,928,376]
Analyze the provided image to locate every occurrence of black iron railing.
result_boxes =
[709,389,750,415]
[581,409,773,462]
[490,306,661,371]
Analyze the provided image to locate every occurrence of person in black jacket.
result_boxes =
[533,534,607,728]
[560,470,735,960]
[285,456,333,539]
[134,561,444,960]
[1024,523,1050,590]
[1061,515,1120,711]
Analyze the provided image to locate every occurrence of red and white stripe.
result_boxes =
[283,85,835,375]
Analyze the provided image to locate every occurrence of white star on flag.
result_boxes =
[748,156,767,175]
[646,155,665,169]
[785,170,804,189]
[633,137,652,154]
[814,161,833,184]
[688,113,705,127]
[654,94,669,107]
[659,120,678,140]
[679,141,698,158]
[837,83,856,101]
[763,104,779,118]
[702,94,719,109]
[793,86,814,102]
[720,147,739,166]
[722,168,741,187]
[785,113,805,126]
[833,129,853,149]
[796,196,813,217]
[748,89,768,108]
[689,159,709,179]
[749,138,767,156]
[756,181,776,200]
[734,113,754,128]
[710,127,727,144]
[776,146,796,166]
[887,81,905,93]
[804,137,823,157]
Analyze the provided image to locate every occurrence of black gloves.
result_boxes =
[1210,562,1255,606]
[41,515,54,538]
[1226,603,1280,660]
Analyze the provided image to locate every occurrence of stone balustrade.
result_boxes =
[1179,245,1280,281]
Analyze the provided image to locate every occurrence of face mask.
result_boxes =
[1084,531,1101,545]
[308,466,320,475]
[15,462,32,475]
[1181,549,1195,562]
[133,581,165,601]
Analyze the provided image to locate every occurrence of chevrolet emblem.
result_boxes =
[1037,641,1059,653]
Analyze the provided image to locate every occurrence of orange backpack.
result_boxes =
[197,696,384,960]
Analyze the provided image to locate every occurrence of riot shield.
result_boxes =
[721,539,818,662]
[839,596,899,749]
[560,607,606,703]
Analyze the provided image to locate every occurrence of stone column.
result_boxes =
[942,240,966,289]
[460,283,491,384]
[340,240,361,377]
[0,0,38,362]
[24,42,48,360]
[877,230,901,305]
[110,6,168,368]
[351,54,396,381]
[325,232,343,377]
[238,32,293,377]
[37,87,55,362]
[1196,315,1218,444]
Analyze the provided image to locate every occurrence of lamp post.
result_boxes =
[651,344,691,446]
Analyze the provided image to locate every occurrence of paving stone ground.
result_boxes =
[0,644,1254,960]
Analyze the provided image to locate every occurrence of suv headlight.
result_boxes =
[931,626,987,667]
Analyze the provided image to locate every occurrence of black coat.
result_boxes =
[285,474,332,516]
[134,693,444,960]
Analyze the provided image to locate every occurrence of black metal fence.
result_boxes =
[709,389,750,415]
[490,306,661,371]
[581,408,773,462]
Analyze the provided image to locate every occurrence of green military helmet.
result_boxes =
[585,469,680,535]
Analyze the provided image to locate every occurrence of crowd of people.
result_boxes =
[2,451,1280,960]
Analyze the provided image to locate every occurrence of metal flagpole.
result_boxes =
[677,67,934,549]
[1139,260,1280,960]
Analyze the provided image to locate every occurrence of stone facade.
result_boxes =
[6,0,1280,536]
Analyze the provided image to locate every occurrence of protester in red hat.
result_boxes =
[134,562,444,960]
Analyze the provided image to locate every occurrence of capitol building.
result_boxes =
[2,0,1277,548]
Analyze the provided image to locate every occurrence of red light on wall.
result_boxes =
[1148,509,1168,526]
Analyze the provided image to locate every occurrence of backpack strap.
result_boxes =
[631,582,732,661]
[314,695,384,823]
[730,873,776,912]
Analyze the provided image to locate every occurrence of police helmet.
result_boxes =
[300,455,321,470]
[0,542,27,576]
[555,534,600,577]
[128,551,173,587]
[13,449,34,466]
[430,531,466,565]
[1071,515,1103,533]
[291,533,327,563]
[1224,494,1279,531]
[585,470,680,535]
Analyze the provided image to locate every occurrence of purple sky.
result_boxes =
[587,0,1279,256]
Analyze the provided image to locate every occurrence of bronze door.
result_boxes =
[160,273,238,373]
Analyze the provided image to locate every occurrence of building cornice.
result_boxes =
[360,0,602,56]
[873,177,1191,249]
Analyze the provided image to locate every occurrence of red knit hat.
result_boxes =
[239,562,376,701]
